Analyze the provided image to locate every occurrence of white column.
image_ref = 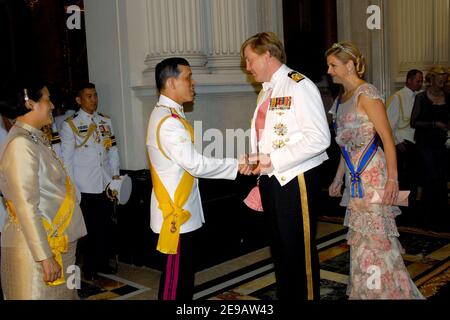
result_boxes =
[144,0,208,73]
[205,0,250,73]
[388,0,450,85]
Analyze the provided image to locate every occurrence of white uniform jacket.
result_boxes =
[54,110,76,133]
[60,108,120,194]
[250,64,331,186]
[146,95,238,234]
[386,86,417,145]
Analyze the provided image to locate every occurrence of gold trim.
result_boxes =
[298,174,314,300]
[156,115,173,160]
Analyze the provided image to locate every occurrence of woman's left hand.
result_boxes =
[382,179,399,205]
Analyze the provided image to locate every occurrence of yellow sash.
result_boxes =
[386,93,410,129]
[5,176,76,286]
[150,108,195,254]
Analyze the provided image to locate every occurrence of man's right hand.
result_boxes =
[41,256,62,283]
[238,154,253,175]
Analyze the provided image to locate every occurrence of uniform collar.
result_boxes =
[158,95,185,118]
[262,64,289,92]
[78,108,97,120]
[404,86,416,97]
[14,120,45,138]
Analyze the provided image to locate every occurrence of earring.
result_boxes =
[24,88,33,110]
[24,89,29,101]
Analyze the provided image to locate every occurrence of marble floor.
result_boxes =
[78,219,450,300]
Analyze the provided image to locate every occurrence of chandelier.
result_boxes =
[24,0,39,10]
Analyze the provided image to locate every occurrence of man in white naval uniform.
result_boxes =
[386,70,423,208]
[242,32,330,305]
[146,57,251,300]
[60,83,120,279]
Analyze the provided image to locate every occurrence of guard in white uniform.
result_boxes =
[386,70,423,204]
[147,57,248,300]
[60,83,120,279]
[242,32,330,303]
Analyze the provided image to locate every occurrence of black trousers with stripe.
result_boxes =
[259,166,321,301]
[78,192,115,275]
[157,230,197,300]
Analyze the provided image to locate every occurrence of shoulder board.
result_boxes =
[98,112,110,119]
[288,71,305,83]
[65,113,78,122]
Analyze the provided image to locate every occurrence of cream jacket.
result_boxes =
[0,121,87,261]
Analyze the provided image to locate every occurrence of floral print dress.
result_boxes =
[330,83,424,299]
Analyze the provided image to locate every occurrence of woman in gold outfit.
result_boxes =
[0,83,87,300]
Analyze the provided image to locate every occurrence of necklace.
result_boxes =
[16,124,69,175]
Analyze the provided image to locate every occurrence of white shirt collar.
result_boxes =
[262,64,288,92]
[404,86,416,97]
[78,108,97,120]
[158,95,185,117]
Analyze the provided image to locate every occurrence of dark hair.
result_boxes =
[76,82,96,97]
[0,81,48,119]
[155,57,190,92]
[406,69,422,82]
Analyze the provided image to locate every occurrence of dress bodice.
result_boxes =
[330,83,381,154]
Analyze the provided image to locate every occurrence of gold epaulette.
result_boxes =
[288,71,305,83]
[98,112,110,119]
[64,113,78,122]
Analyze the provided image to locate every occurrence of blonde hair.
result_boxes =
[325,42,366,78]
[240,32,286,64]
[426,65,450,84]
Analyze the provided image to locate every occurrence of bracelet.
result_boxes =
[387,178,398,184]
[333,178,343,185]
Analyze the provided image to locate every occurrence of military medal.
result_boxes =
[272,140,286,150]
[170,220,177,233]
[274,123,288,136]
[269,96,292,110]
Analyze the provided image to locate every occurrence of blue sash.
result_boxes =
[333,96,379,198]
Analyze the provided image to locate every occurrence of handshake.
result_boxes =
[238,153,273,176]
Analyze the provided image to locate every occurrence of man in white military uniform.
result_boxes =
[242,32,330,304]
[386,70,423,206]
[146,57,251,300]
[60,83,120,279]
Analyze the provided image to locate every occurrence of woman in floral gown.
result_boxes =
[325,42,424,299]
